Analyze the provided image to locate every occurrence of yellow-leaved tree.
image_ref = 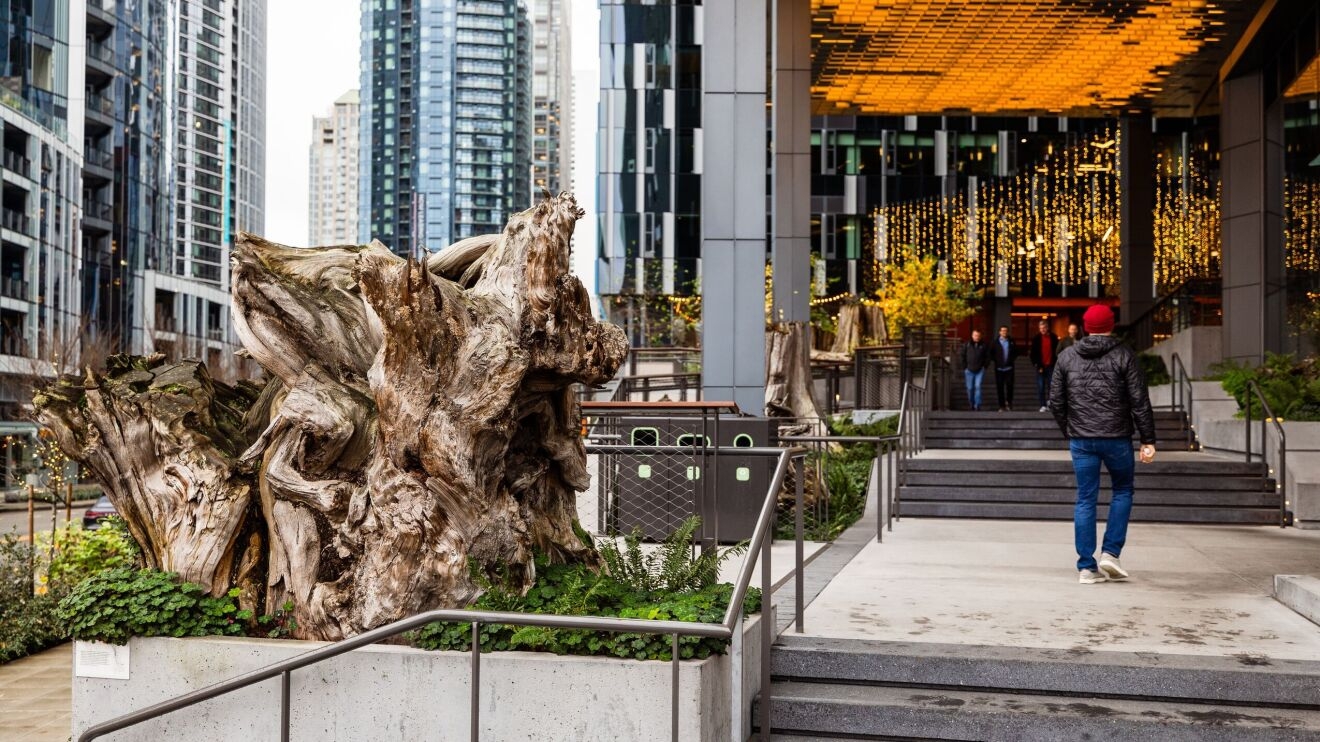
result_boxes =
[875,256,981,337]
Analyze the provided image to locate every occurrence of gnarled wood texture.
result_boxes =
[35,194,626,640]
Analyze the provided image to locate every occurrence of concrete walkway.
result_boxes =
[0,642,71,742]
[801,518,1320,659]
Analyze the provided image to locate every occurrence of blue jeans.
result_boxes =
[1069,437,1135,572]
[964,369,984,410]
[1036,365,1054,407]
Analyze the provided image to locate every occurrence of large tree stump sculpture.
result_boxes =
[35,194,627,640]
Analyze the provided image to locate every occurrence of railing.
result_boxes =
[1118,277,1222,352]
[0,277,29,301]
[611,371,702,402]
[854,344,907,409]
[1243,379,1289,528]
[87,40,115,65]
[76,442,810,742]
[1166,352,1196,451]
[811,358,853,414]
[84,147,113,170]
[84,200,112,221]
[1,209,32,237]
[0,333,30,357]
[625,345,701,377]
[3,148,31,174]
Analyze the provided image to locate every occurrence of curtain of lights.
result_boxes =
[1153,136,1221,291]
[869,126,1121,295]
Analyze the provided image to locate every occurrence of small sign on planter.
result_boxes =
[75,641,131,680]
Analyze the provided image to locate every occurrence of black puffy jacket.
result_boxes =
[1048,335,1156,443]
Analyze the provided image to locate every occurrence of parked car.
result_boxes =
[83,495,118,529]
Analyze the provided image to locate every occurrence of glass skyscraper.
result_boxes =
[81,0,172,353]
[360,0,532,255]
[596,0,702,342]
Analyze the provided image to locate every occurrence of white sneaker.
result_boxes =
[1078,569,1108,584]
[1039,406,1048,412]
[1098,554,1129,581]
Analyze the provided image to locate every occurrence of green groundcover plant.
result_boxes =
[1210,352,1320,422]
[412,520,761,661]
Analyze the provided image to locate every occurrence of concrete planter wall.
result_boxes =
[1152,381,1320,528]
[73,614,768,742]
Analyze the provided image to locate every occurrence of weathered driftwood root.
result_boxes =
[33,356,269,613]
[36,193,626,640]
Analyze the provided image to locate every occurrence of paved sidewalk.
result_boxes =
[0,642,71,742]
[803,518,1320,659]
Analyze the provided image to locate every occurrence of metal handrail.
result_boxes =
[1243,379,1288,528]
[1168,352,1195,450]
[76,444,808,742]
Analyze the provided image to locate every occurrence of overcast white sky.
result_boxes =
[264,0,599,293]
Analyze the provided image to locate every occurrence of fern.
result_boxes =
[599,517,747,594]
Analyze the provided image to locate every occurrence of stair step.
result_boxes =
[768,637,1320,707]
[897,486,1279,507]
[902,472,1270,491]
[760,681,1320,741]
[897,501,1279,524]
[904,458,1265,475]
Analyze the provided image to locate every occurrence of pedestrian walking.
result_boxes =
[961,329,991,411]
[990,325,1017,411]
[1030,319,1060,412]
[1049,304,1157,585]
[1058,322,1081,354]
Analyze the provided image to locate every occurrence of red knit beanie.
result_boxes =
[1083,304,1115,334]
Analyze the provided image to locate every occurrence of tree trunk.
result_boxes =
[765,321,827,436]
[830,303,861,355]
[35,194,627,640]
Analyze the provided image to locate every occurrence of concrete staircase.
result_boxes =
[757,636,1320,740]
[898,454,1279,524]
[926,409,1192,450]
[952,355,1046,411]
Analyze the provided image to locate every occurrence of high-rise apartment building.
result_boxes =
[309,89,359,246]
[81,0,173,353]
[360,0,532,255]
[1,0,86,426]
[530,0,571,197]
[140,0,265,377]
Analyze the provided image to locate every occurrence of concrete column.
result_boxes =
[1119,116,1155,324]
[700,0,767,411]
[770,0,812,324]
[1220,72,1287,365]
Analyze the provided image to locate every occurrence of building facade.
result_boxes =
[139,0,266,378]
[81,0,173,354]
[595,0,702,344]
[530,0,570,197]
[360,0,532,255]
[309,89,359,246]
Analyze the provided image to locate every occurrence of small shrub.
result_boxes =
[42,521,140,589]
[0,533,65,662]
[58,568,247,645]
[1138,353,1171,386]
[598,517,744,594]
[777,415,896,541]
[1210,353,1320,421]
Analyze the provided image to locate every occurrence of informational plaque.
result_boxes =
[74,641,130,680]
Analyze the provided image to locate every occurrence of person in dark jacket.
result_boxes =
[961,329,991,411]
[1049,304,1157,584]
[1030,319,1060,412]
[1058,322,1082,354]
[990,326,1017,411]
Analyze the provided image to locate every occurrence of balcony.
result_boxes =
[82,200,112,234]
[84,146,113,182]
[84,92,116,133]
[86,41,117,82]
[154,314,178,333]
[1,209,32,238]
[0,333,29,357]
[3,149,32,177]
[0,277,28,301]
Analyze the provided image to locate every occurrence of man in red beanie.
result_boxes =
[1049,303,1157,584]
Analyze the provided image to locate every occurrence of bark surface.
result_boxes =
[35,194,626,640]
